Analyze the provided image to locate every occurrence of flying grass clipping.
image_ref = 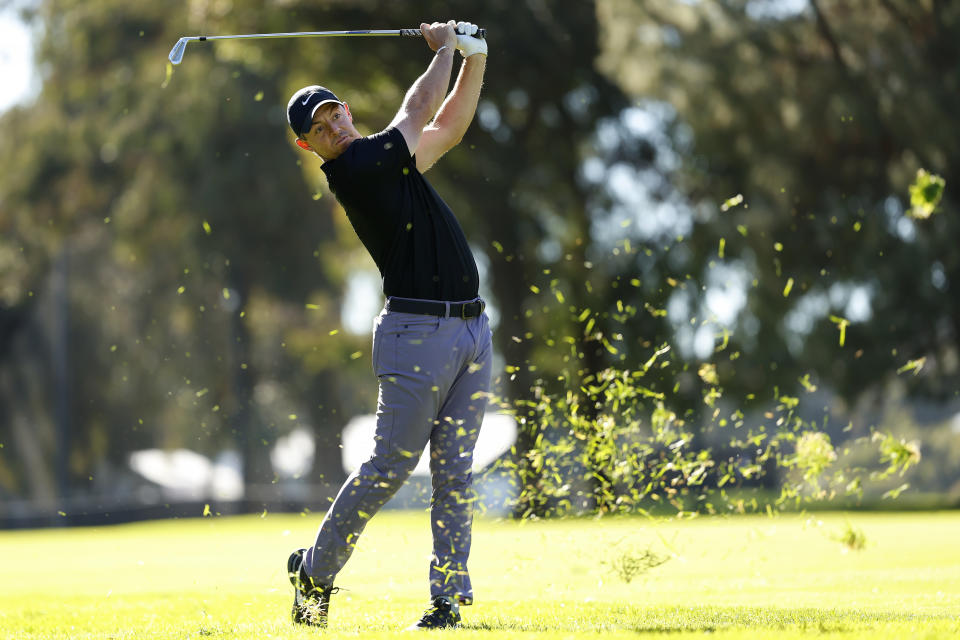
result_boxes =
[473,279,923,519]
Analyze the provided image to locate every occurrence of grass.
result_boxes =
[1,510,958,638]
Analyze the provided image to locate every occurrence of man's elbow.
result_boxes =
[400,98,437,133]
[424,125,463,155]
[441,122,470,148]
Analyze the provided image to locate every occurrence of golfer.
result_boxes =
[284,20,490,630]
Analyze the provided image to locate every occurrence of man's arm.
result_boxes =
[389,22,457,156]
[415,52,486,173]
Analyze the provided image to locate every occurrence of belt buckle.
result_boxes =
[461,300,484,319]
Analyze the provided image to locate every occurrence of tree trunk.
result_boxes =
[307,370,347,501]
[228,270,273,509]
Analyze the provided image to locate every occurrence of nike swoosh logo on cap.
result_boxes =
[301,95,313,106]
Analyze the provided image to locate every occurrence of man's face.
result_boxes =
[299,103,361,160]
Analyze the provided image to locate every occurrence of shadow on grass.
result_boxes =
[461,604,959,634]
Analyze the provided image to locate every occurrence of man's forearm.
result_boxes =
[399,47,456,130]
[431,55,486,143]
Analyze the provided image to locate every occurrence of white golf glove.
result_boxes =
[455,21,487,58]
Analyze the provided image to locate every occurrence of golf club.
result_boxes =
[168,28,487,65]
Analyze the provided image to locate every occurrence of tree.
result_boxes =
[0,0,371,504]
[598,0,959,408]
[219,0,661,514]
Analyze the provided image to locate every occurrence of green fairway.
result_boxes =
[1,510,958,639]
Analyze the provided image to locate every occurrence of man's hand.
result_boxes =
[389,22,457,156]
[420,21,457,53]
[454,22,488,58]
[413,21,487,173]
[390,19,486,168]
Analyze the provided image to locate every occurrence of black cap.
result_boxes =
[287,85,344,137]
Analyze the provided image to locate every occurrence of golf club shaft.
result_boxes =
[197,29,430,42]
[169,28,486,64]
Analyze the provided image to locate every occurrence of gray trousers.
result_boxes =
[305,299,493,604]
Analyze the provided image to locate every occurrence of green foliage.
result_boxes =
[793,431,836,481]
[0,0,650,505]
[1,0,958,517]
[908,169,946,220]
[485,301,923,518]
[605,546,669,584]
[598,0,960,406]
[872,432,921,479]
[831,520,868,552]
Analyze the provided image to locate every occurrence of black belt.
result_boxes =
[387,297,486,319]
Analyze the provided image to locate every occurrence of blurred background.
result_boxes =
[1,0,958,528]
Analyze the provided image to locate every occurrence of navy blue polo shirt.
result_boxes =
[320,127,480,301]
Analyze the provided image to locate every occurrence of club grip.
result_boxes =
[402,27,486,39]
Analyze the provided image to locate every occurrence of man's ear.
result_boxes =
[343,102,353,121]
[296,138,311,151]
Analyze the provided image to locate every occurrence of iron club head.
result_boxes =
[168,38,189,65]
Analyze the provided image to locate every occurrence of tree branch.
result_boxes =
[877,0,914,34]
[809,0,849,76]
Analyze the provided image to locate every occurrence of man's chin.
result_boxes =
[323,136,357,160]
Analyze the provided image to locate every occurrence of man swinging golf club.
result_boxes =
[285,20,490,630]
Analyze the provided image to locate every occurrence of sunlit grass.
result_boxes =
[1,510,958,638]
